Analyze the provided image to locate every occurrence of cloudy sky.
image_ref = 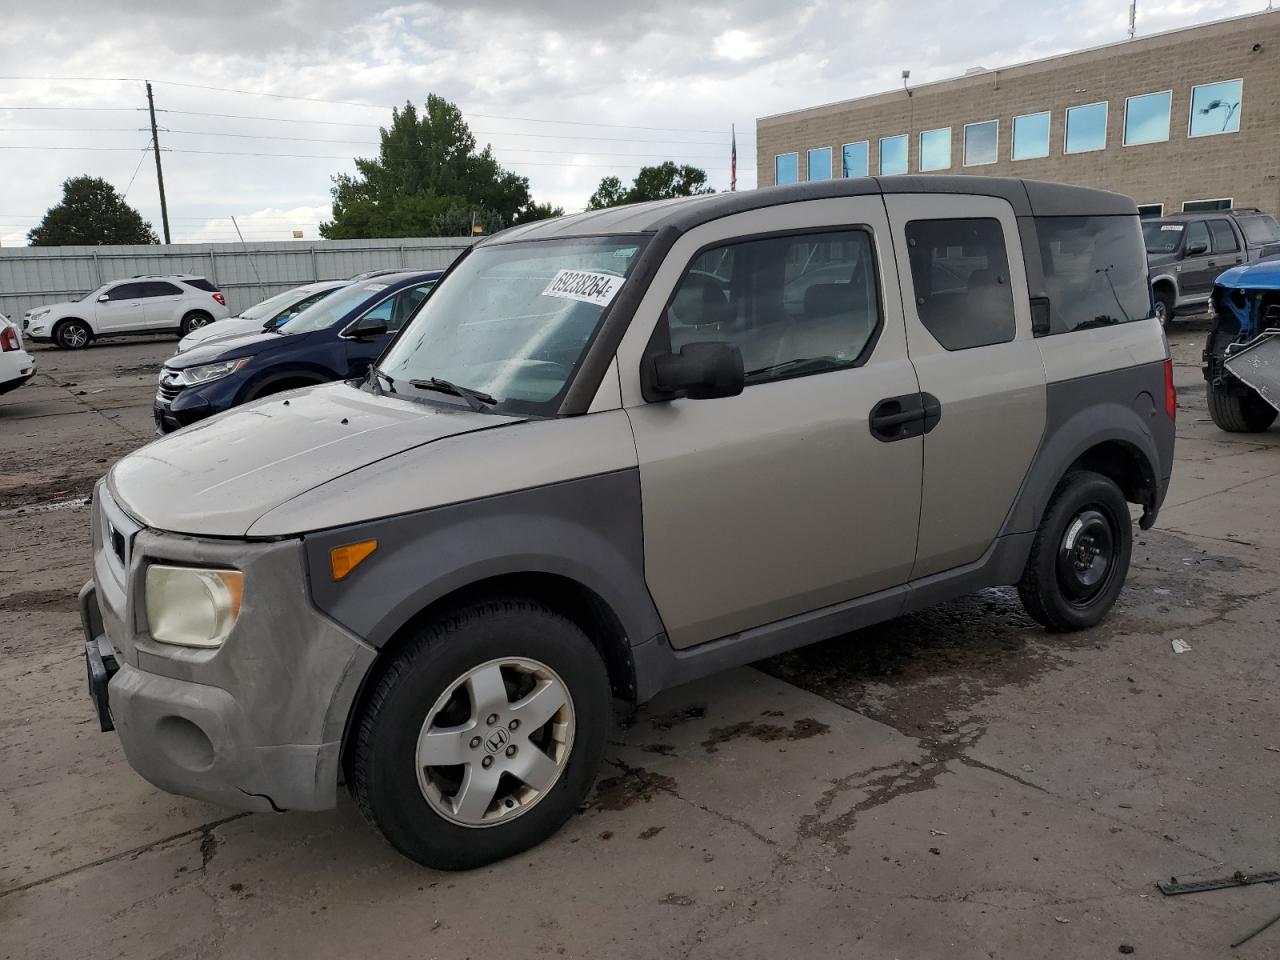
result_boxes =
[0,0,1264,245]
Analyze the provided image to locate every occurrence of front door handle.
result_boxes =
[870,394,924,442]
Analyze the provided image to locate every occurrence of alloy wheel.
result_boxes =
[415,656,575,828]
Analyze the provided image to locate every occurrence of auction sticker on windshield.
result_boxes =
[542,269,624,307]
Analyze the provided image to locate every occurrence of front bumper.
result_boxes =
[82,482,377,811]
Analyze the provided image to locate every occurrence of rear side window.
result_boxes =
[184,278,218,292]
[904,218,1016,350]
[140,281,183,297]
[664,228,882,385]
[1238,215,1280,245]
[1208,220,1238,253]
[1035,216,1153,334]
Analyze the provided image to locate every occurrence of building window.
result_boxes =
[1065,101,1108,154]
[1124,90,1172,145]
[775,152,799,186]
[842,141,869,177]
[807,147,833,181]
[1189,79,1242,137]
[919,127,951,172]
[1011,111,1050,160]
[879,135,908,176]
[1182,198,1232,212]
[1136,204,1164,219]
[963,120,998,166]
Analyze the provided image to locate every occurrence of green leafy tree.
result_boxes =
[27,175,157,246]
[586,162,715,210]
[513,201,565,225]
[322,95,554,238]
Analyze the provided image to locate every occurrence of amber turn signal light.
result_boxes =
[330,540,377,580]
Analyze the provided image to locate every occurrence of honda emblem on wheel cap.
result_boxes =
[484,728,510,754]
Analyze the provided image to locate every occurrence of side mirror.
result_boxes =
[1184,241,1209,257]
[346,315,388,340]
[97,294,110,302]
[647,342,744,400]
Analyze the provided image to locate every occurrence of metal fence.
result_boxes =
[0,236,477,318]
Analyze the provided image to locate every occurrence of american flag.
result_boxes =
[730,124,737,192]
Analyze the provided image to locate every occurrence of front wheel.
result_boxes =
[349,598,611,870]
[53,319,92,350]
[1018,470,1132,632]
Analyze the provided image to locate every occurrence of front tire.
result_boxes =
[180,311,213,336]
[1153,287,1175,327]
[1018,470,1132,632]
[53,319,92,350]
[349,598,611,870]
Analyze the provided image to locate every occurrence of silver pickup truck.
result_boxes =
[81,176,1175,870]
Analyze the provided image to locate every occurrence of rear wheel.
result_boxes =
[53,319,92,350]
[1207,384,1277,432]
[349,598,611,870]
[1018,470,1132,632]
[180,311,213,336]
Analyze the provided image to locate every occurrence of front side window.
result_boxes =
[1208,220,1239,254]
[879,135,907,175]
[904,218,1016,350]
[105,283,146,301]
[1036,216,1152,333]
[807,147,832,181]
[842,141,869,177]
[775,153,799,186]
[963,120,998,166]
[1065,102,1108,154]
[378,237,645,415]
[1012,112,1051,160]
[1183,219,1211,253]
[359,283,433,332]
[1124,91,1172,145]
[919,127,951,172]
[1189,79,1242,137]
[663,229,881,386]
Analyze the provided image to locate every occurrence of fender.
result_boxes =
[302,468,665,653]
[238,364,331,402]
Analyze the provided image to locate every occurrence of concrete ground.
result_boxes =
[2,323,1278,959]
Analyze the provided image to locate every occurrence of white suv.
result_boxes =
[23,275,230,349]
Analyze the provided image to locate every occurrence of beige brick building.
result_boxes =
[756,10,1280,216]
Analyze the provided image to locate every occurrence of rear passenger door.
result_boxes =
[884,194,1046,579]
[1206,219,1244,282]
[617,198,923,648]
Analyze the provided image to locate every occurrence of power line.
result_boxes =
[0,105,141,111]
[0,144,169,151]
[165,147,730,168]
[120,139,152,199]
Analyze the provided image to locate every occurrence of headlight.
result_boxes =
[177,357,249,386]
[30,309,49,322]
[145,565,244,648]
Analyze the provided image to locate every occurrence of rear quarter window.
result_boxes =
[1035,216,1153,334]
[1238,215,1280,245]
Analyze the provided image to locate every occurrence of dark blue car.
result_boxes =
[154,271,441,433]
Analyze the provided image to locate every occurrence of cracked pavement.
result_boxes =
[2,324,1279,959]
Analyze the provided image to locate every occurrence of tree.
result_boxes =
[28,176,157,246]
[586,162,715,210]
[321,95,556,239]
[514,201,565,225]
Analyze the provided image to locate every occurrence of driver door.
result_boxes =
[616,198,923,649]
[93,282,146,333]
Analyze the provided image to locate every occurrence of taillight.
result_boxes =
[0,326,18,352]
[1164,358,1177,420]
[212,292,226,306]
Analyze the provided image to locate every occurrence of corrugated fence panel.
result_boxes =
[0,237,476,317]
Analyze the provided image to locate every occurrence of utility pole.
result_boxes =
[145,82,171,244]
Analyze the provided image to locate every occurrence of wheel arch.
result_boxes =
[241,367,330,402]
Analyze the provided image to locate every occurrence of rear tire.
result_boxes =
[1018,470,1132,632]
[349,598,611,870]
[1207,383,1277,433]
[53,319,92,350]
[180,311,213,336]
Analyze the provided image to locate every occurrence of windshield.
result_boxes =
[283,281,395,334]
[240,287,312,321]
[1142,221,1184,254]
[1239,215,1280,245]
[377,236,645,415]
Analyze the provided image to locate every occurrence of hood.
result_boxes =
[25,299,81,317]
[108,382,523,536]
[166,328,307,368]
[178,316,268,352]
[1215,259,1280,292]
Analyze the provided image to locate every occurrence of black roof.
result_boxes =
[486,177,1136,246]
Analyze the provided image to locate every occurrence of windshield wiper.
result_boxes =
[408,377,496,412]
[368,366,397,394]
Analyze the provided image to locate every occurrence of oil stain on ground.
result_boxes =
[700,717,829,753]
